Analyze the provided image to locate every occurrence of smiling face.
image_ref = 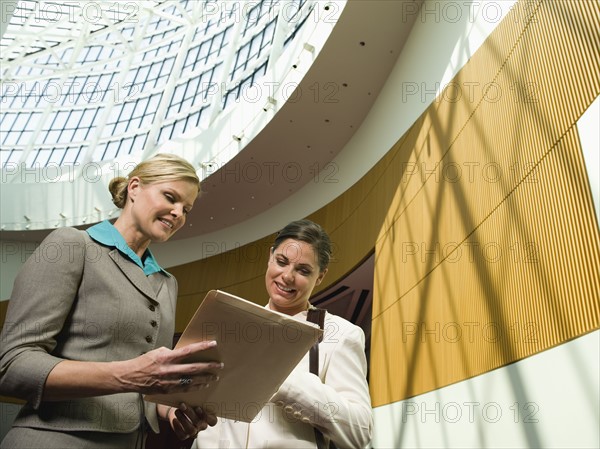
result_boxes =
[116,177,198,255]
[266,238,327,316]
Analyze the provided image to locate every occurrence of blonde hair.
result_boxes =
[108,153,200,208]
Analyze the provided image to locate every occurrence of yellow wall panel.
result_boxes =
[371,0,600,406]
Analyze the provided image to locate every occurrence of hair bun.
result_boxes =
[108,176,128,208]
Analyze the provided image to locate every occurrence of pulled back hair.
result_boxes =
[273,219,331,272]
[108,153,200,208]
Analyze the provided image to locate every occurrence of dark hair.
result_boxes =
[273,219,331,272]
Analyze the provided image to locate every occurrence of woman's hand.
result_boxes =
[164,403,218,440]
[114,340,223,395]
[41,341,223,401]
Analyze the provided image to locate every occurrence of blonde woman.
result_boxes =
[0,154,222,448]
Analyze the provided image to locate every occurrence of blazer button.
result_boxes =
[145,335,153,343]
[150,320,158,327]
[148,305,156,312]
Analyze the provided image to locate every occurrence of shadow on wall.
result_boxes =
[371,1,600,448]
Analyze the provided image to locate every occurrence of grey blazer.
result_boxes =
[0,227,177,436]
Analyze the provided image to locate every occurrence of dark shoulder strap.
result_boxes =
[306,307,329,449]
[307,308,326,338]
[307,307,326,375]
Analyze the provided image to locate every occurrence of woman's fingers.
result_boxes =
[172,361,224,379]
[167,341,224,380]
[195,406,218,427]
[170,411,189,440]
[170,340,219,363]
[172,403,212,440]
[124,342,223,394]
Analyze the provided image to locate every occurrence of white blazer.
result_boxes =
[195,309,373,448]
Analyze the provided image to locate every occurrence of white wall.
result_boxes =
[577,95,600,223]
[373,331,600,449]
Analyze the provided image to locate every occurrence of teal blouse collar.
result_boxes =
[86,220,167,276]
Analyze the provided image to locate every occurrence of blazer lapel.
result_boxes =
[108,249,158,302]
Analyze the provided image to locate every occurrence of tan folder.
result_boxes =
[145,290,323,422]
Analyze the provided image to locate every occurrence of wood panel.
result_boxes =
[370,0,600,406]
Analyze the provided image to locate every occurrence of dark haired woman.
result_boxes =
[195,219,373,448]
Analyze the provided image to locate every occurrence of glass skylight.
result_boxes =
[0,0,314,169]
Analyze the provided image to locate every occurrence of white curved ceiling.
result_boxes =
[1,0,421,246]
